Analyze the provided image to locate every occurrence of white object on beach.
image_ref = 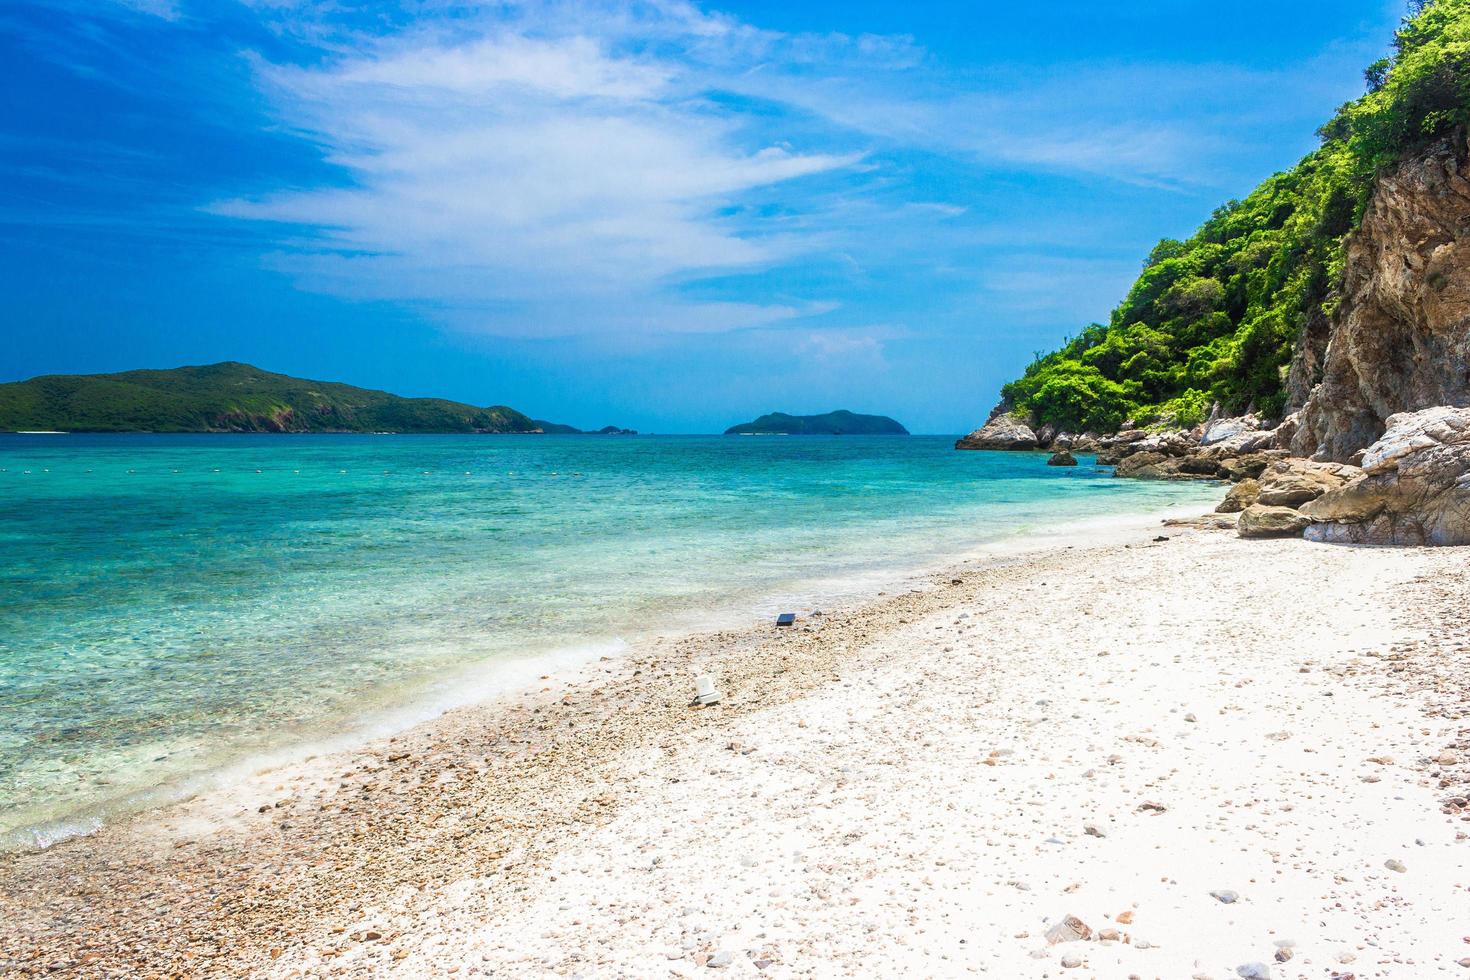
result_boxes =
[693,674,721,705]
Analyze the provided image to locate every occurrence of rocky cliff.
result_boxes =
[1292,136,1470,461]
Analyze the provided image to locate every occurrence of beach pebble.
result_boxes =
[1384,858,1407,872]
[1060,953,1083,968]
[1209,889,1239,904]
[1044,915,1091,944]
[706,950,734,968]
[1236,965,1271,980]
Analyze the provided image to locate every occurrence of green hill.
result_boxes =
[0,362,546,433]
[995,0,1470,432]
[724,410,909,435]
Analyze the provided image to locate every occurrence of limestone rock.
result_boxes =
[1047,450,1078,467]
[1238,504,1310,538]
[956,410,1038,451]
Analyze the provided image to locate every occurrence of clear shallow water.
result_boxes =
[0,433,1219,848]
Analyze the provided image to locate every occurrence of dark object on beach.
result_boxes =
[776,613,796,627]
[1047,450,1078,466]
[1153,535,1170,542]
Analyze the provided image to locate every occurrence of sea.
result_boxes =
[0,433,1221,849]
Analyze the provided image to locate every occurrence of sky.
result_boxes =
[1,0,1406,433]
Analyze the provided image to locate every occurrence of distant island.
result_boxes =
[534,421,638,435]
[724,410,908,435]
[0,362,627,435]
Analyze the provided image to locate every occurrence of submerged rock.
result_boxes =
[1047,450,1078,467]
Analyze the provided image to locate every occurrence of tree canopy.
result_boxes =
[1000,0,1470,432]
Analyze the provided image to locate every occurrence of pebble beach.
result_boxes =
[3,514,1469,978]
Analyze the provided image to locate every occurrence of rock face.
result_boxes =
[1301,406,1470,545]
[1238,505,1312,539]
[1293,137,1470,461]
[955,411,1038,451]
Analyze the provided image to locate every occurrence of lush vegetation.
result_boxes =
[725,410,909,435]
[999,0,1470,433]
[0,362,548,433]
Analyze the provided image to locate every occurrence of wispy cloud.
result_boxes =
[208,6,877,337]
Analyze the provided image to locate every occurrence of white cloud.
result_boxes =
[213,14,865,337]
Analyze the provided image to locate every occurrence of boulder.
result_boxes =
[1255,458,1361,508]
[1047,450,1078,467]
[1238,505,1311,538]
[1207,428,1280,456]
[1132,430,1196,457]
[956,412,1038,451]
[1178,454,1224,476]
[1216,452,1279,482]
[1113,452,1216,481]
[1113,451,1174,478]
[1301,406,1470,545]
[1201,416,1260,446]
[1216,478,1261,514]
[1360,405,1470,474]
[1071,433,1101,452]
[1035,423,1058,448]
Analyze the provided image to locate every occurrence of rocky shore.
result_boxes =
[957,405,1470,546]
[3,517,1469,977]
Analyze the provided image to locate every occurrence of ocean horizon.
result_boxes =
[0,433,1220,850]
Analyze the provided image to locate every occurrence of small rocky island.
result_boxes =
[725,410,908,435]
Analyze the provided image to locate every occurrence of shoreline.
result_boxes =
[2,493,1218,856]
[3,506,1468,977]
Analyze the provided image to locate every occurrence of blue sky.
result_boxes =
[2,0,1404,432]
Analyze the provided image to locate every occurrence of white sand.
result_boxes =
[274,529,1470,979]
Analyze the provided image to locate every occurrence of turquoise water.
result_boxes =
[0,434,1219,848]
